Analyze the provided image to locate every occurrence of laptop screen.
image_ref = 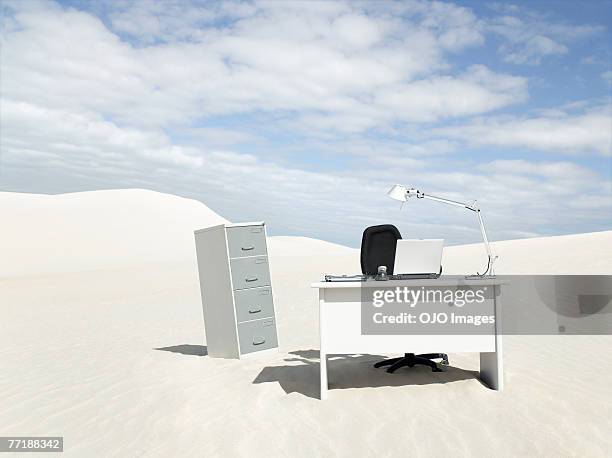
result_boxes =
[394,239,444,275]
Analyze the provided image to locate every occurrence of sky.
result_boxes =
[1,0,611,247]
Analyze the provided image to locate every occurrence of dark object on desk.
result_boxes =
[324,274,367,282]
[391,270,441,280]
[324,272,441,282]
[376,265,388,280]
[361,224,448,373]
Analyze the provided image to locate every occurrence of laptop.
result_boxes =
[394,239,444,277]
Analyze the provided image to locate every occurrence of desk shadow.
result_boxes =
[253,350,480,399]
[155,344,208,356]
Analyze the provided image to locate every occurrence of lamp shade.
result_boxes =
[387,184,408,202]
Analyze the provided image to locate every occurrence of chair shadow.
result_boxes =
[253,349,481,399]
[155,344,208,356]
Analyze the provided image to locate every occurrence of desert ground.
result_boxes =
[1,190,611,457]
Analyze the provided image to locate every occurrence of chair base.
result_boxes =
[374,353,449,373]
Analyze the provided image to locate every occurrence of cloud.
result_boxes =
[1,0,519,133]
[478,159,602,188]
[0,0,610,245]
[434,105,612,156]
[109,0,226,43]
[294,65,527,132]
[414,0,485,51]
[332,13,384,48]
[486,8,603,64]
[109,0,486,51]
[503,35,567,65]
[2,95,609,246]
[0,100,204,168]
[375,65,527,121]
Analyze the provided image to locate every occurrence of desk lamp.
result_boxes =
[387,184,498,277]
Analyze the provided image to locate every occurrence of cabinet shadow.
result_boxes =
[155,344,208,356]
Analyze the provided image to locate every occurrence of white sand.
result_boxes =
[443,231,612,275]
[1,190,611,457]
[0,189,228,277]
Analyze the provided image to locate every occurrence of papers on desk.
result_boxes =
[324,273,441,282]
[324,274,367,282]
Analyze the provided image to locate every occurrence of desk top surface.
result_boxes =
[312,277,508,289]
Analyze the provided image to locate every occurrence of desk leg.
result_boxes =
[319,291,328,400]
[320,350,328,400]
[480,350,503,391]
[480,285,504,391]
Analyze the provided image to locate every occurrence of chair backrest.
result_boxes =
[360,225,402,275]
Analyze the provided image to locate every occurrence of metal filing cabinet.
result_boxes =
[194,222,279,358]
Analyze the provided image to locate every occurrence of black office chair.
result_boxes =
[360,225,448,373]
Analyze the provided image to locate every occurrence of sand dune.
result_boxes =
[1,190,611,457]
[444,231,612,275]
[3,189,609,277]
[0,189,227,277]
[267,236,355,257]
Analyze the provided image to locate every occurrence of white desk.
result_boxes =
[312,278,506,400]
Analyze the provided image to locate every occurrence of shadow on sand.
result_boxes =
[253,349,481,399]
[155,344,208,356]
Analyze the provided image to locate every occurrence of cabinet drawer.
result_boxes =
[234,287,274,323]
[238,318,278,354]
[230,256,271,290]
[226,225,267,258]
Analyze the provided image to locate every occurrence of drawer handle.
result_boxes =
[249,308,262,314]
[245,277,258,282]
[241,246,255,251]
[252,338,266,346]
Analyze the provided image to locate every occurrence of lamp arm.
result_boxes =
[411,190,476,210]
[476,209,496,275]
[411,189,497,275]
